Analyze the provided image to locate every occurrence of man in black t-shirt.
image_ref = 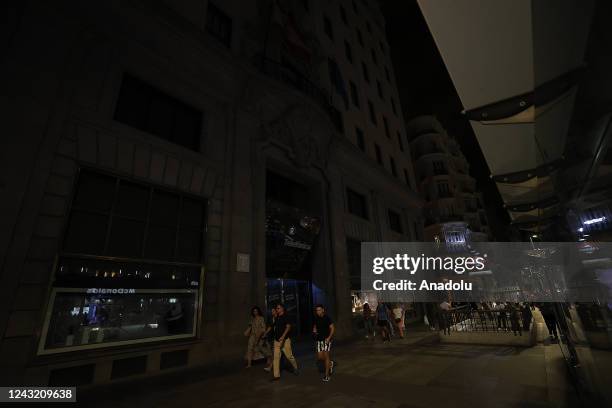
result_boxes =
[313,304,335,382]
[271,304,299,381]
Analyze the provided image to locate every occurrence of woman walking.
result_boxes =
[245,306,269,368]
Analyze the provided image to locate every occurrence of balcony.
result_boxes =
[253,55,331,114]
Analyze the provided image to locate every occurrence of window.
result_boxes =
[375,144,383,165]
[377,80,383,99]
[433,161,446,175]
[344,40,353,63]
[397,131,404,152]
[355,127,365,152]
[371,48,377,65]
[330,106,344,134]
[114,75,202,152]
[41,169,206,354]
[437,182,451,197]
[340,4,348,24]
[368,100,377,125]
[206,2,232,48]
[383,116,390,138]
[388,210,403,233]
[349,81,360,108]
[390,156,397,177]
[357,28,364,47]
[64,170,206,262]
[324,16,333,40]
[362,61,370,83]
[347,189,368,219]
[385,67,391,82]
[391,98,397,115]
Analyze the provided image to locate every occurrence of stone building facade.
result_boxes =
[0,0,421,387]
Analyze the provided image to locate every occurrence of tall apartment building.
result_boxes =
[0,0,421,386]
[407,116,491,243]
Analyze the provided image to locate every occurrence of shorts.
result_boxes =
[377,320,388,327]
[316,340,332,353]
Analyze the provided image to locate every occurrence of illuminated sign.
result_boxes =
[86,288,136,294]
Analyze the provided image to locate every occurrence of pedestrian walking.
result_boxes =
[363,303,374,339]
[262,307,277,372]
[439,299,452,335]
[376,302,390,342]
[540,303,559,340]
[271,304,299,381]
[313,304,335,382]
[244,306,269,368]
[392,303,405,338]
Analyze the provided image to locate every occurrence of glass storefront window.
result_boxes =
[40,289,197,354]
[38,169,207,355]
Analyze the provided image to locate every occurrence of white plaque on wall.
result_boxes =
[237,253,250,272]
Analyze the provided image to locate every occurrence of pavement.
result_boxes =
[72,329,590,408]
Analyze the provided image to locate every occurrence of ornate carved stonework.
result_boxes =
[261,104,332,169]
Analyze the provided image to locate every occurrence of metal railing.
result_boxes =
[437,306,532,335]
[253,55,330,111]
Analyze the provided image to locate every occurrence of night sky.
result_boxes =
[381,0,511,240]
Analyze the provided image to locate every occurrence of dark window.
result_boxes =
[437,182,451,197]
[385,67,391,82]
[390,156,397,177]
[383,116,390,138]
[340,5,348,24]
[362,61,370,83]
[357,28,364,47]
[349,81,359,108]
[344,40,353,63]
[433,160,446,175]
[368,100,376,124]
[324,16,333,40]
[375,144,383,165]
[397,131,404,152]
[206,3,232,48]
[115,75,202,151]
[371,48,377,65]
[391,98,397,115]
[347,189,368,219]
[330,106,344,134]
[63,169,206,263]
[388,210,403,233]
[377,80,383,99]
[356,127,365,151]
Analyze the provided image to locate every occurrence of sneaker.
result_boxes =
[330,360,335,375]
[263,366,271,372]
[293,368,300,376]
[270,377,280,382]
[322,376,330,382]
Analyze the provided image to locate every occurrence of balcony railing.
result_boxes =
[253,55,331,114]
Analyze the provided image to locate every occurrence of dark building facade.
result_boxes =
[0,0,421,386]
